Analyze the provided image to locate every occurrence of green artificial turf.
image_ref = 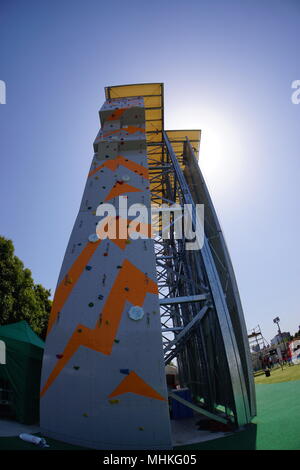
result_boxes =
[175,379,300,450]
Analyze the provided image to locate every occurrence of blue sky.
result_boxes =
[0,0,299,343]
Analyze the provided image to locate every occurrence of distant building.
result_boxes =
[271,332,290,345]
[289,339,300,364]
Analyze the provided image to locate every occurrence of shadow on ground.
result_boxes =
[175,423,257,450]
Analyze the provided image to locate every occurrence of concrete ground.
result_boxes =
[0,417,40,437]
[171,414,232,447]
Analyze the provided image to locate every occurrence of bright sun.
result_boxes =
[166,105,246,199]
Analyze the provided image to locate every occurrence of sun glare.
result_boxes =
[166,105,245,198]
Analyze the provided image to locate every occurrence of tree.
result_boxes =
[0,235,52,339]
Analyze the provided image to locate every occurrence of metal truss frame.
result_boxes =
[147,132,254,427]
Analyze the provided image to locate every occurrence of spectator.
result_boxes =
[269,356,273,368]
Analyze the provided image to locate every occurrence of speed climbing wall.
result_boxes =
[40,97,172,449]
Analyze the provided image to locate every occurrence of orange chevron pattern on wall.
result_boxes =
[108,371,166,401]
[41,259,158,397]
[46,218,128,334]
[103,125,145,139]
[88,155,149,179]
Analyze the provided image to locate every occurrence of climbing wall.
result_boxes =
[40,97,172,450]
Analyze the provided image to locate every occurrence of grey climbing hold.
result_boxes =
[88,233,99,243]
[128,306,144,321]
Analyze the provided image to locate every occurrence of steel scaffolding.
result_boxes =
[146,130,256,427]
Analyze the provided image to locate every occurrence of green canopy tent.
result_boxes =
[0,321,44,424]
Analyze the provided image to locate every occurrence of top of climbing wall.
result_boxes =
[104,83,201,162]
